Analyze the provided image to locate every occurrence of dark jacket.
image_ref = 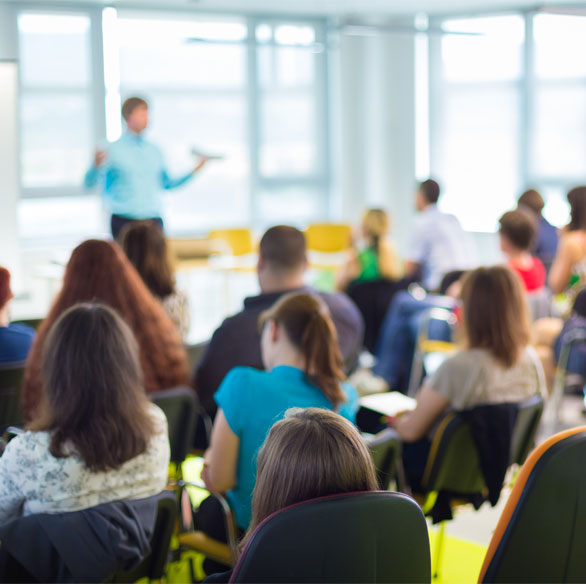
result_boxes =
[0,496,160,583]
[430,403,517,524]
[193,286,364,415]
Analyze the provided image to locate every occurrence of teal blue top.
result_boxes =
[215,365,358,529]
[84,132,193,219]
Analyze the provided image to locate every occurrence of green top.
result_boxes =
[356,247,380,282]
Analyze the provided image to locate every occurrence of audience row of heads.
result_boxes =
[29,300,376,538]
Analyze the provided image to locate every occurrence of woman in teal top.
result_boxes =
[201,292,358,531]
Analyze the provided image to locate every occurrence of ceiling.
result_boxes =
[6,0,586,17]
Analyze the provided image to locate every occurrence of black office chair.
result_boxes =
[112,490,177,583]
[480,426,586,583]
[346,278,404,354]
[0,360,26,434]
[229,491,430,583]
[149,386,210,477]
[417,396,544,579]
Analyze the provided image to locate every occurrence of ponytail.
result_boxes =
[259,293,347,408]
[301,311,346,408]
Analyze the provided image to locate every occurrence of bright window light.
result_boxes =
[275,25,315,46]
[534,13,586,79]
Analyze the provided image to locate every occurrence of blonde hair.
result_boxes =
[362,209,390,245]
[460,266,531,368]
[241,408,378,549]
[259,293,346,408]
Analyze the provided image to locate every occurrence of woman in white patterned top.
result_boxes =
[0,303,170,524]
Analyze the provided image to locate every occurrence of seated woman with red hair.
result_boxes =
[22,239,189,421]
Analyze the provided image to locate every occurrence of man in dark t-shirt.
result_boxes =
[193,226,364,415]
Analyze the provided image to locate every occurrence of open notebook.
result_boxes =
[359,392,417,418]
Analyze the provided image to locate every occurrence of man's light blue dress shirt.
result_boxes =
[84,132,193,219]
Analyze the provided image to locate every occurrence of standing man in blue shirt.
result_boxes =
[84,97,208,239]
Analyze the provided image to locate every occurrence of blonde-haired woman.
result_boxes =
[388,266,544,488]
[337,208,403,290]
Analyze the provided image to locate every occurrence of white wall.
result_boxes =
[0,4,22,291]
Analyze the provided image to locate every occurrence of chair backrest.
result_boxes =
[346,279,402,354]
[0,361,26,432]
[422,396,544,498]
[112,490,177,582]
[230,491,431,583]
[208,229,254,256]
[365,428,403,491]
[509,394,544,466]
[305,223,352,253]
[421,413,486,496]
[150,386,198,465]
[480,427,586,583]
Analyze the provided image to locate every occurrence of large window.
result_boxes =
[17,7,328,239]
[254,22,329,226]
[529,13,586,226]
[18,12,95,192]
[430,15,524,232]
[430,10,586,231]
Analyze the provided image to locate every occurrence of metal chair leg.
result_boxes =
[433,521,446,580]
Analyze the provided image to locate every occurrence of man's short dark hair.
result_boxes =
[499,209,536,251]
[259,226,306,272]
[122,97,148,121]
[419,179,441,204]
[518,189,545,216]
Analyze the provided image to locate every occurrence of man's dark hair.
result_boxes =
[518,189,545,216]
[419,179,441,204]
[499,209,536,252]
[259,226,306,272]
[122,97,148,121]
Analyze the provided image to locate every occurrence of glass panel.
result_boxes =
[256,186,327,227]
[19,13,91,87]
[21,93,92,188]
[436,86,520,232]
[260,94,317,176]
[274,24,315,45]
[441,15,524,82]
[258,46,315,88]
[117,17,246,88]
[532,85,586,177]
[541,186,570,228]
[534,14,586,79]
[18,195,104,239]
[128,92,250,231]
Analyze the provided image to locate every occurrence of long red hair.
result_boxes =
[22,239,189,421]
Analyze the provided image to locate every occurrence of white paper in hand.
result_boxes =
[359,392,417,417]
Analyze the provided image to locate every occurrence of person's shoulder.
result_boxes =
[3,430,49,462]
[222,366,264,388]
[7,322,35,338]
[147,402,169,431]
[439,349,487,375]
[318,289,360,315]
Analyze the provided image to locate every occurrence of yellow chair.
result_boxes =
[305,223,352,253]
[208,229,255,257]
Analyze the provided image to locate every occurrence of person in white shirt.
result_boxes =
[405,179,476,291]
[0,303,170,524]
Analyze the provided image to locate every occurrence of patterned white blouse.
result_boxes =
[0,404,170,524]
